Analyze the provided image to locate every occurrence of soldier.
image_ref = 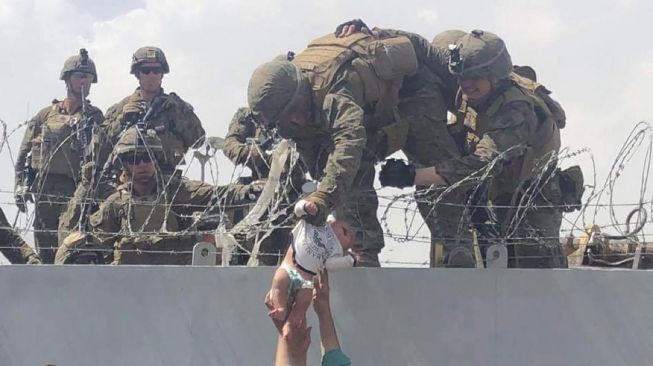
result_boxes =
[246,30,421,266]
[100,46,205,174]
[87,127,259,265]
[0,207,41,264]
[223,107,304,265]
[335,21,468,266]
[58,46,206,248]
[380,30,570,268]
[14,49,103,263]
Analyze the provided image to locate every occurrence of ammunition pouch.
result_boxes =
[558,165,584,212]
[31,115,81,177]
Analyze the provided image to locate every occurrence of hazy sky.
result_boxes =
[0,0,651,265]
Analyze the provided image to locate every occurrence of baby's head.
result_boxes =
[329,219,355,250]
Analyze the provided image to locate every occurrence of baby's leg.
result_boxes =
[283,288,313,339]
[266,267,291,321]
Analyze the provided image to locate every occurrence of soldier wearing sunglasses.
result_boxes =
[99,46,205,175]
[81,127,260,265]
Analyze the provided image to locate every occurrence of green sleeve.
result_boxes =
[375,28,451,83]
[436,101,535,184]
[316,79,367,208]
[15,107,47,181]
[171,94,205,149]
[223,107,256,165]
[89,194,124,248]
[321,348,352,366]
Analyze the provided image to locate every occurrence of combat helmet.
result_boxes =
[432,30,466,52]
[247,60,303,128]
[448,30,512,79]
[60,48,98,83]
[130,46,170,74]
[113,127,165,165]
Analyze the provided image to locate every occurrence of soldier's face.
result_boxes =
[68,72,93,96]
[137,62,164,93]
[123,153,156,183]
[459,76,492,103]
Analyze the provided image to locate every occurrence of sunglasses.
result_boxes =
[120,153,153,165]
[139,66,163,75]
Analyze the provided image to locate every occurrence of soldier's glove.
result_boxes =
[80,162,96,185]
[14,185,31,213]
[334,19,371,37]
[247,145,271,176]
[122,100,147,125]
[303,191,330,226]
[379,158,416,188]
[26,254,42,265]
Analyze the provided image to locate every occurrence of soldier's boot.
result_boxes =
[354,249,381,267]
[445,247,476,268]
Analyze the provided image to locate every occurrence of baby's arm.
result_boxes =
[324,253,356,271]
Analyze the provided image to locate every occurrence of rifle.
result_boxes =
[77,85,94,166]
[15,151,36,214]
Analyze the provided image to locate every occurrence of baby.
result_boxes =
[266,199,356,336]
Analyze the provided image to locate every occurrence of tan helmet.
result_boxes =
[448,30,512,79]
[432,30,467,52]
[130,46,170,74]
[60,48,98,83]
[247,60,303,128]
[113,127,165,165]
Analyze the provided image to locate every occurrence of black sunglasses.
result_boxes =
[139,66,163,75]
[120,153,153,165]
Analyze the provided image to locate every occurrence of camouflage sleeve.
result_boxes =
[15,107,47,184]
[436,101,535,184]
[374,28,451,83]
[171,179,216,214]
[222,107,257,165]
[89,194,123,248]
[93,101,127,169]
[317,73,367,208]
[0,207,38,264]
[171,94,205,150]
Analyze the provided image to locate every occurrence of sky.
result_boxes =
[0,0,652,266]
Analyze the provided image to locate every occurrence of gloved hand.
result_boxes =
[379,158,416,188]
[122,100,147,124]
[334,19,371,37]
[14,185,31,213]
[247,145,270,176]
[303,191,330,226]
[80,162,96,185]
[26,254,42,265]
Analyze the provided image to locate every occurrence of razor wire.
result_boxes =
[0,117,651,267]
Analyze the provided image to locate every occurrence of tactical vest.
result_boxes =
[30,103,82,177]
[292,33,418,129]
[116,186,179,234]
[510,73,566,129]
[118,92,189,170]
[452,78,562,186]
[113,186,197,264]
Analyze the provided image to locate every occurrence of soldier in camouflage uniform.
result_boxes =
[88,127,259,265]
[247,31,423,266]
[380,30,569,268]
[58,46,206,248]
[0,207,41,264]
[223,107,304,265]
[14,49,103,263]
[100,46,205,174]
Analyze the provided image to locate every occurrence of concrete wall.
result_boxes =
[0,266,651,366]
